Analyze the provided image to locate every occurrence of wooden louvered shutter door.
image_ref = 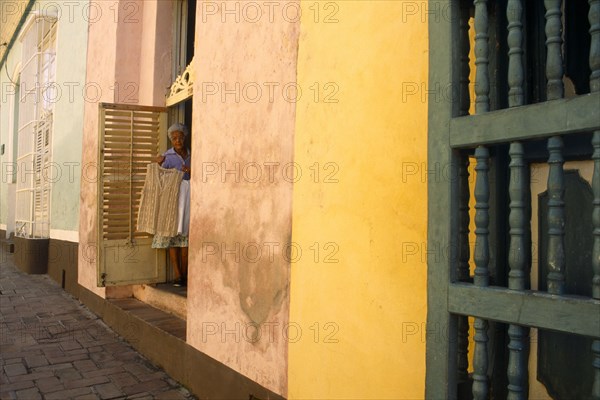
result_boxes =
[97,103,168,286]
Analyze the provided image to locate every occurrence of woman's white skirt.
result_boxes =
[177,179,190,236]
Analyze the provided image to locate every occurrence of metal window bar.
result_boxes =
[14,16,56,239]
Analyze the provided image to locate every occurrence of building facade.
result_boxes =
[2,0,598,399]
[1,0,87,290]
[70,1,432,397]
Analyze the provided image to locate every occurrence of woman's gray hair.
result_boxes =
[167,123,189,141]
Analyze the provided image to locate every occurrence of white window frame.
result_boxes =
[15,13,57,238]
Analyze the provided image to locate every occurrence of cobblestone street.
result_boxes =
[0,255,195,400]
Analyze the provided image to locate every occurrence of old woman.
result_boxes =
[154,123,191,286]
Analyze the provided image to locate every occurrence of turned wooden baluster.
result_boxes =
[472,1,490,398]
[545,0,564,100]
[546,136,565,295]
[589,2,600,398]
[457,157,470,384]
[506,1,530,398]
[591,0,600,93]
[507,144,529,400]
[475,0,490,115]
[460,4,472,117]
[456,5,472,385]
[473,146,490,400]
[544,0,566,296]
[507,0,524,107]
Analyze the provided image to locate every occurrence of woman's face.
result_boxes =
[170,131,185,151]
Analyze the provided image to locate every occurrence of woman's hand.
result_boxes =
[182,166,191,175]
[156,155,165,165]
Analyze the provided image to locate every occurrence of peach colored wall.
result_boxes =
[138,1,173,105]
[79,0,120,297]
[79,0,171,297]
[115,1,142,104]
[186,1,300,395]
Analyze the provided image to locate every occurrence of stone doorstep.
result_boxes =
[132,284,187,322]
[99,296,284,400]
[76,277,284,399]
[107,298,187,341]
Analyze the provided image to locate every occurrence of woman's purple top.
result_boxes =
[162,148,191,180]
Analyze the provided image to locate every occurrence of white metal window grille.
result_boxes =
[15,14,57,238]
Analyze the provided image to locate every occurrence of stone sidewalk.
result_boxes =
[0,255,196,400]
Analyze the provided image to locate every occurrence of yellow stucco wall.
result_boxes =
[289,2,430,398]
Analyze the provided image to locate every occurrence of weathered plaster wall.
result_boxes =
[138,0,172,106]
[78,0,172,298]
[186,1,300,395]
[1,0,87,239]
[0,42,22,231]
[288,2,429,398]
[50,0,88,236]
[78,0,119,297]
[114,0,142,104]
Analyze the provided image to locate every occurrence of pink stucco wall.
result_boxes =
[79,0,295,394]
[138,1,173,105]
[78,0,120,297]
[78,0,171,297]
[186,1,300,395]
